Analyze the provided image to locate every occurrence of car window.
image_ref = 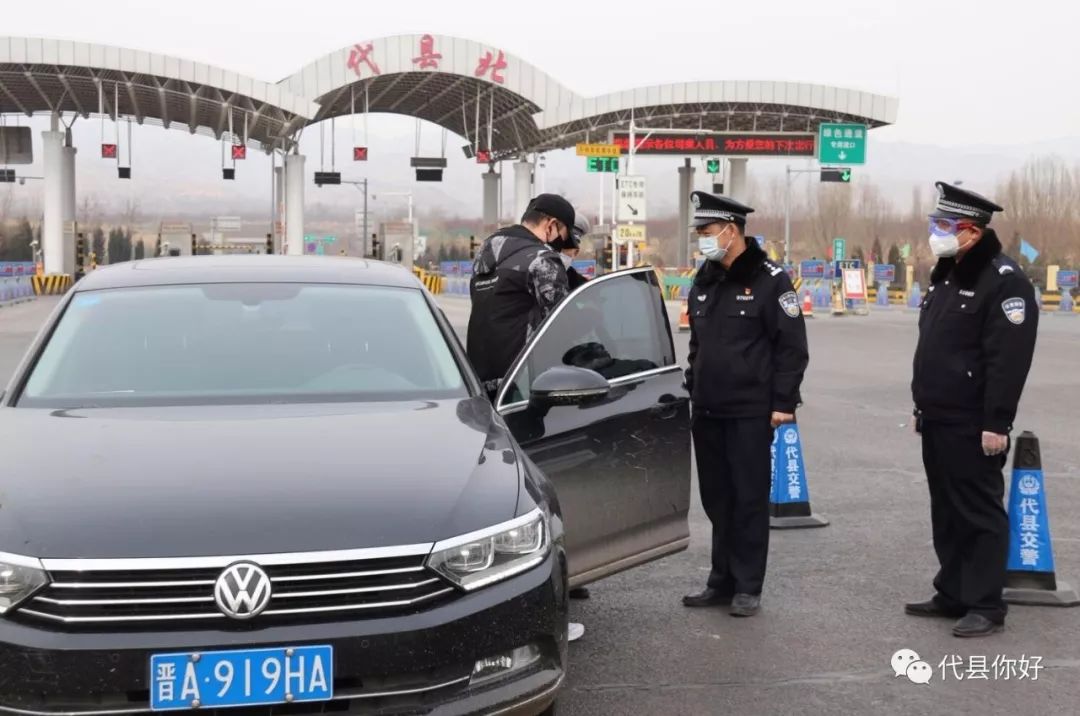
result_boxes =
[500,271,674,407]
[19,283,467,408]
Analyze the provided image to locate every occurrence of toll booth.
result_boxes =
[379,221,416,270]
[158,222,194,257]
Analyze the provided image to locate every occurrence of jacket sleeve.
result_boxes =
[981,275,1038,434]
[528,252,570,322]
[763,275,809,413]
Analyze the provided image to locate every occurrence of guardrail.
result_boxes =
[0,275,37,305]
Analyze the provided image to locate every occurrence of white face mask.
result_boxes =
[928,232,959,258]
[699,226,735,262]
[559,253,573,269]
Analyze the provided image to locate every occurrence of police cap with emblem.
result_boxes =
[929,182,1003,225]
[690,191,755,228]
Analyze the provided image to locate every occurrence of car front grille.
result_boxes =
[16,547,457,630]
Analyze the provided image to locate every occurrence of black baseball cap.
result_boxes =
[525,193,575,232]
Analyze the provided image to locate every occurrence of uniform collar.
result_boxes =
[930,229,1002,289]
[696,241,766,286]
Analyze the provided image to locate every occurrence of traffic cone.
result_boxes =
[678,299,690,332]
[1003,432,1079,606]
[831,287,845,316]
[802,291,814,318]
[769,423,829,529]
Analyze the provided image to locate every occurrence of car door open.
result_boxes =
[496,268,692,587]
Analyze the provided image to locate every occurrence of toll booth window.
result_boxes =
[20,284,467,407]
[500,272,673,407]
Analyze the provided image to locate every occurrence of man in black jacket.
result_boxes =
[549,215,591,291]
[467,194,574,398]
[682,191,809,617]
[907,182,1038,638]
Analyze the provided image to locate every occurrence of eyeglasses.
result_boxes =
[929,217,975,236]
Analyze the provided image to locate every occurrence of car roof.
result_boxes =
[74,255,424,291]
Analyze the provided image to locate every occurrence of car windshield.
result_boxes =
[18,283,468,408]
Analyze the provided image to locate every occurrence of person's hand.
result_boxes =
[771,411,795,428]
[982,431,1008,456]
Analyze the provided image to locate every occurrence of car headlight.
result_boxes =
[0,552,48,614]
[427,509,549,591]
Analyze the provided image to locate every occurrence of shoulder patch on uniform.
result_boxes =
[763,261,783,277]
[1002,297,1026,325]
[998,264,1014,275]
[779,291,800,318]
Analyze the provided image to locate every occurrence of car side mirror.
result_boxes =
[529,366,610,408]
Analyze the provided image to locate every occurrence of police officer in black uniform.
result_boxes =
[908,182,1038,638]
[682,192,809,617]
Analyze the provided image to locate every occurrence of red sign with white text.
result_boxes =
[611,132,815,156]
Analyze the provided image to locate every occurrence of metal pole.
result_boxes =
[363,179,369,257]
[784,165,792,266]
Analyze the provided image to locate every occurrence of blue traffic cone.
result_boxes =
[1003,431,1079,607]
[769,423,829,529]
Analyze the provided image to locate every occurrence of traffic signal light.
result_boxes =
[371,234,381,259]
[601,236,614,272]
[469,235,481,259]
[266,234,273,255]
[820,168,853,183]
[706,158,721,174]
[191,234,198,256]
[75,235,87,277]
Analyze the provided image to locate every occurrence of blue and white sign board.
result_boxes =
[833,259,861,276]
[770,424,812,506]
[572,259,597,279]
[874,264,896,283]
[1007,468,1056,574]
[1057,270,1078,289]
[800,260,826,279]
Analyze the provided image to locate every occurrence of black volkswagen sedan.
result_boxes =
[0,256,690,715]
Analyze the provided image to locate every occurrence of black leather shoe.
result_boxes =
[729,593,761,617]
[682,588,732,607]
[904,598,965,619]
[953,614,1004,638]
[569,587,590,600]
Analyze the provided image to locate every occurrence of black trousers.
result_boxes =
[691,415,773,595]
[921,420,1010,622]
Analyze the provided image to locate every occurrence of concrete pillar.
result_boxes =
[274,166,285,253]
[62,138,77,273]
[727,158,748,202]
[482,169,500,233]
[677,159,695,268]
[513,159,533,223]
[285,154,305,256]
[41,128,65,275]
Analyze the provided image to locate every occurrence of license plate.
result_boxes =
[150,645,333,711]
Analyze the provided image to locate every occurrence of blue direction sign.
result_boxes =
[874,264,896,283]
[800,260,827,279]
[1057,270,1078,289]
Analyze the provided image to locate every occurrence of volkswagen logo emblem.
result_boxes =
[214,562,272,620]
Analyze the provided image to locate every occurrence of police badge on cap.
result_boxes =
[690,191,755,228]
[930,182,1004,224]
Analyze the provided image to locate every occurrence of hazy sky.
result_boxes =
[3,0,1078,225]
[5,0,1078,146]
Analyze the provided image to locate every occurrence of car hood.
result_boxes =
[0,397,524,559]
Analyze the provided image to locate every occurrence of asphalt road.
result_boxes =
[3,295,1079,715]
